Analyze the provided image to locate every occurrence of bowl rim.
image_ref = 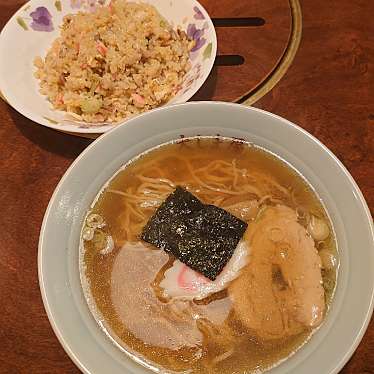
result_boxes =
[38,101,374,374]
[0,0,217,134]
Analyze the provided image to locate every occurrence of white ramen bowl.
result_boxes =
[39,102,374,374]
[0,0,216,134]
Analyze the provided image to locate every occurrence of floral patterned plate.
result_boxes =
[0,0,216,134]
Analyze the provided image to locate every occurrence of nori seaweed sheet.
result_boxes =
[141,186,248,280]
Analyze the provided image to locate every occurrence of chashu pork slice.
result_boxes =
[229,205,325,340]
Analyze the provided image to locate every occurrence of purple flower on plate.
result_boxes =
[187,24,206,52]
[193,6,205,20]
[70,0,84,9]
[30,7,53,32]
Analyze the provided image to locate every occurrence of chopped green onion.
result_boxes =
[80,97,103,114]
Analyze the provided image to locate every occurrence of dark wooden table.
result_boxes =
[0,0,373,373]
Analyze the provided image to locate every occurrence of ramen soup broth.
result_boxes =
[80,137,338,373]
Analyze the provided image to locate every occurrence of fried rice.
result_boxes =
[34,0,193,123]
